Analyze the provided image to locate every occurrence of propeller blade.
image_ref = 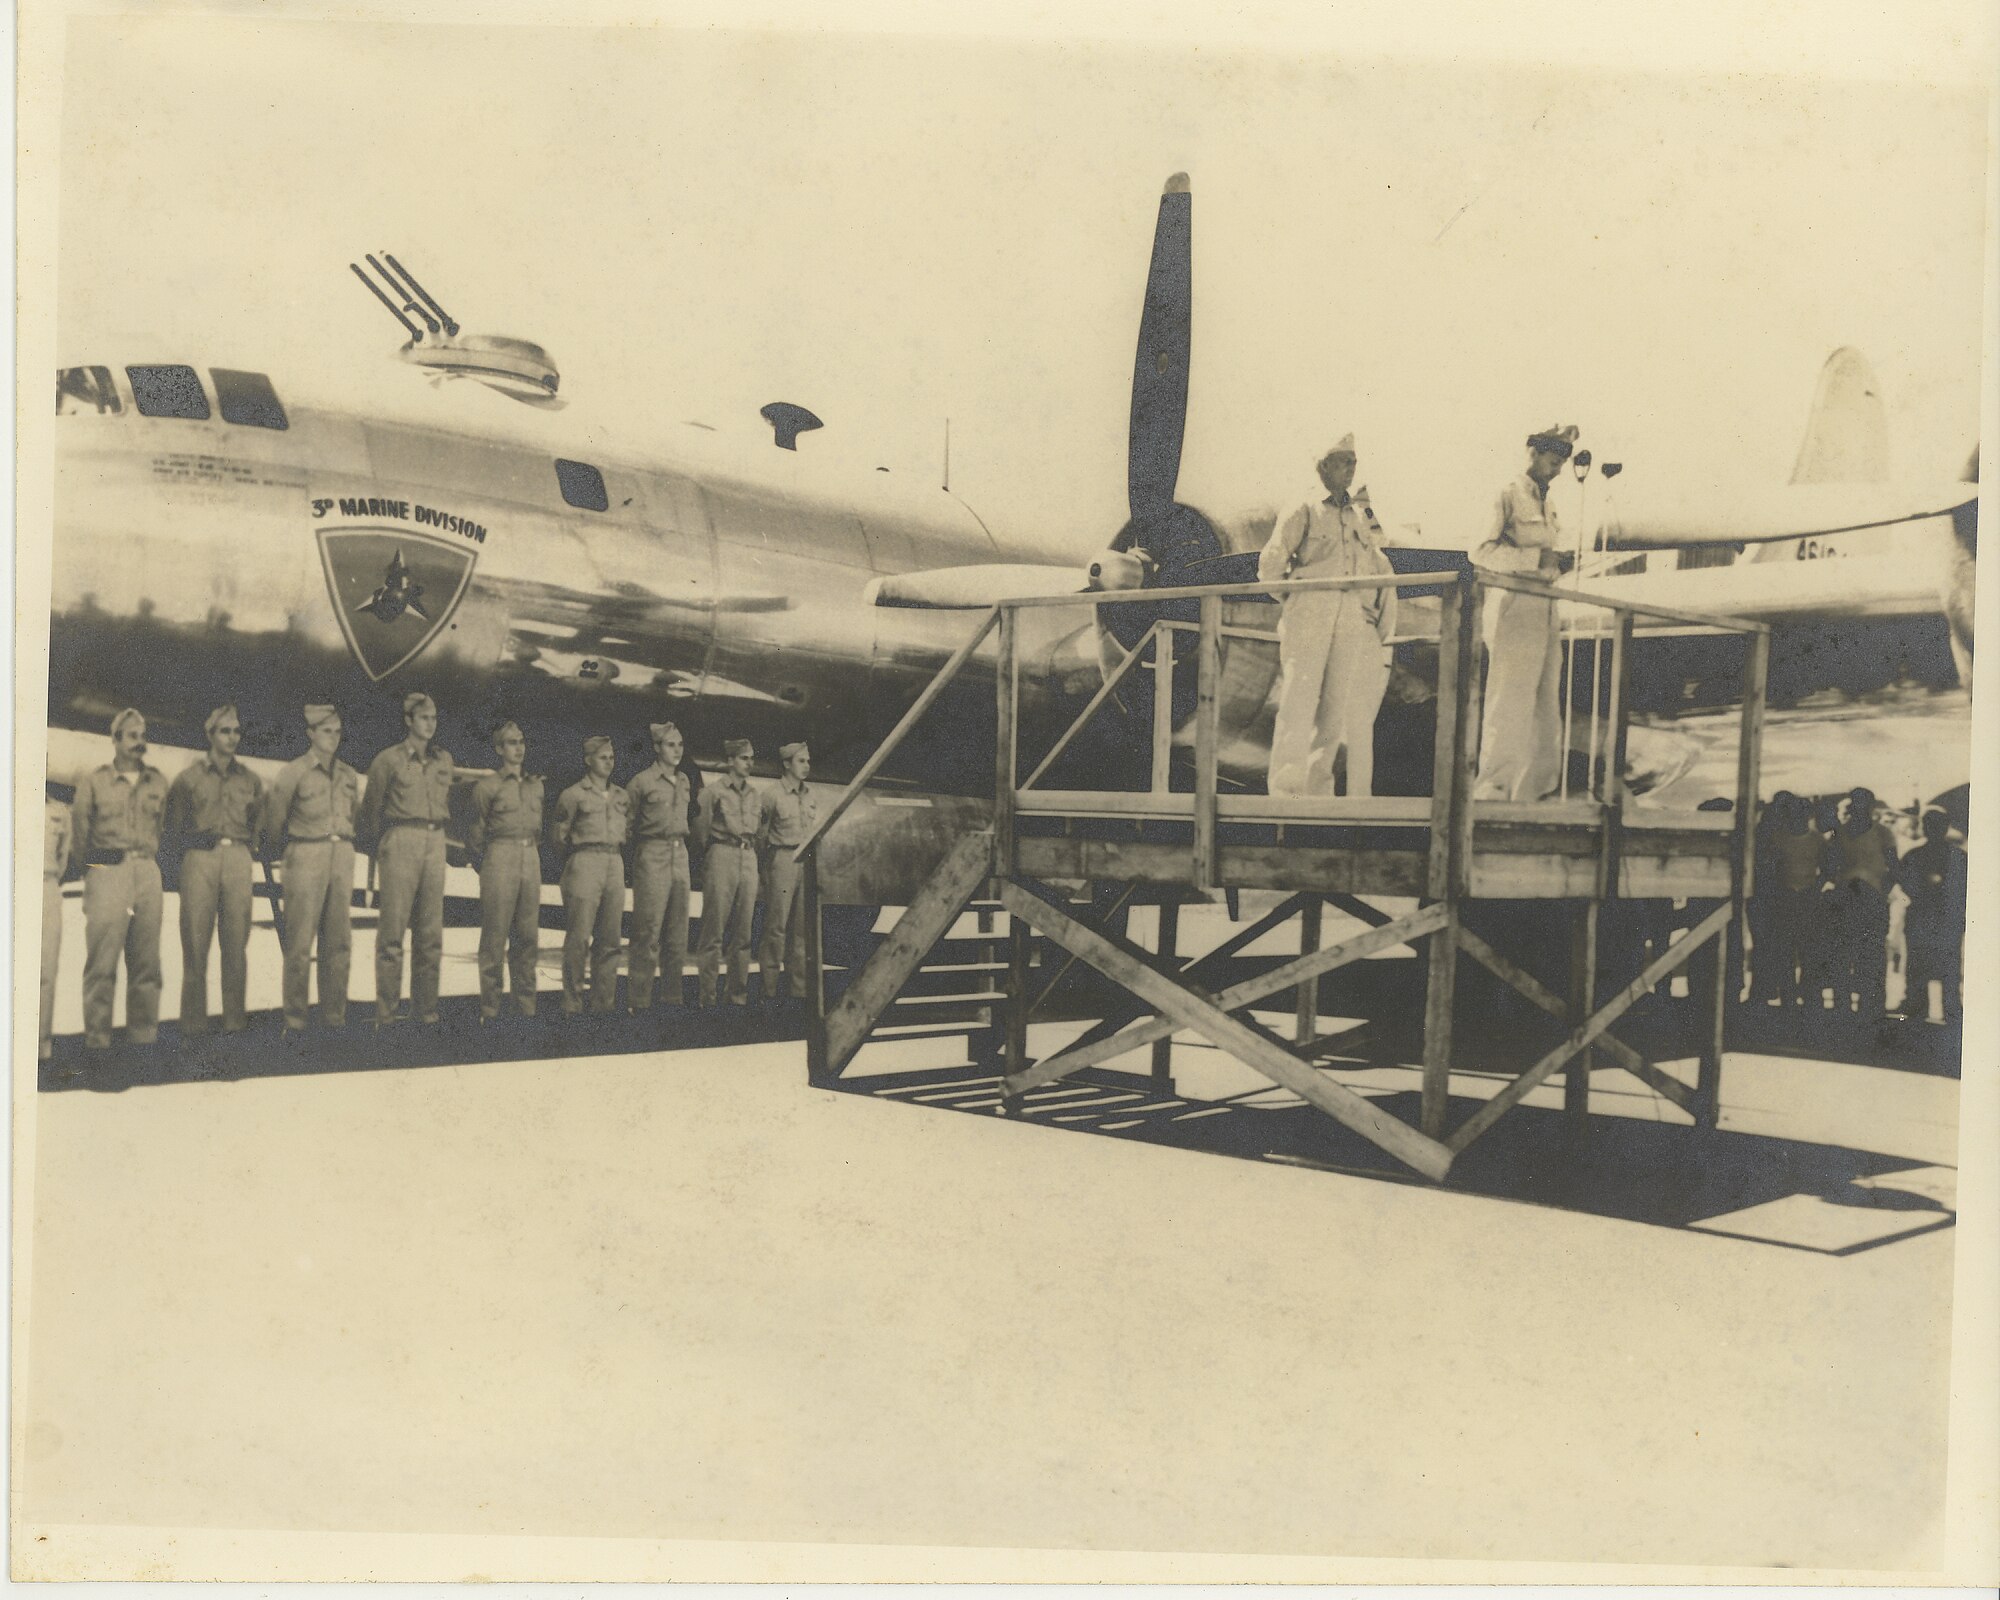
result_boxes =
[1128,173,1192,518]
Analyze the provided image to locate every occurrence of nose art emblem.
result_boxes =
[317,525,477,682]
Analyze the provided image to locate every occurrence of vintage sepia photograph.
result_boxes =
[11,0,1999,1583]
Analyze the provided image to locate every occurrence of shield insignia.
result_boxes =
[317,526,479,682]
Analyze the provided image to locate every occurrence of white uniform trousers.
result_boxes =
[1269,590,1390,797]
[1475,587,1564,802]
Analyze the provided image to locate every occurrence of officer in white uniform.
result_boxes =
[1258,434,1398,797]
[1473,424,1578,802]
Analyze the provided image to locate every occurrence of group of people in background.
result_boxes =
[1259,422,1584,801]
[1747,786,1967,1023]
[40,697,821,1064]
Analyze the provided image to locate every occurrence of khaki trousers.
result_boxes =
[697,842,758,1004]
[179,842,254,1034]
[40,876,63,1059]
[81,855,163,1048]
[280,840,354,1028]
[628,838,691,1009]
[478,838,543,1017]
[1475,588,1564,802]
[758,848,810,998]
[560,849,625,1012]
[375,826,448,1022]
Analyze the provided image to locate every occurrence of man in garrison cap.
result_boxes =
[548,733,630,1013]
[359,690,456,1026]
[261,704,363,1031]
[1256,434,1399,796]
[467,720,547,1020]
[1473,425,1579,802]
[757,741,817,1004]
[69,708,172,1049]
[694,737,762,1007]
[162,703,263,1035]
[626,721,695,1010]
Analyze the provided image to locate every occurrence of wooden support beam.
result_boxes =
[823,831,996,1079]
[1446,901,1732,1156]
[1005,914,1031,1081]
[998,881,1454,1180]
[1696,903,1728,1130]
[1421,574,1476,1136]
[1453,923,1649,1081]
[1566,899,1599,1128]
[803,849,829,1085]
[1295,896,1322,1044]
[1027,882,1137,1019]
[1152,899,1180,1089]
[1004,902,1448,1094]
[1191,593,1222,890]
[1151,626,1175,796]
[1324,892,1393,929]
[994,605,1018,871]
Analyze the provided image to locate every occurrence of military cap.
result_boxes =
[109,707,146,737]
[303,703,340,730]
[1321,432,1356,458]
[203,704,240,737]
[582,734,615,757]
[723,737,754,758]
[650,721,682,742]
[402,691,437,718]
[1526,424,1580,458]
[779,741,809,761]
[491,720,525,749]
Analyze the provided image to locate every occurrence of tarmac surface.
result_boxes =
[17,880,1963,1568]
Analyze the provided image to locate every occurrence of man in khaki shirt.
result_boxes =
[626,721,694,1010]
[549,734,630,1013]
[467,721,546,1020]
[261,704,362,1031]
[162,703,264,1035]
[757,741,817,1003]
[694,737,761,1007]
[360,690,455,1025]
[70,708,171,1049]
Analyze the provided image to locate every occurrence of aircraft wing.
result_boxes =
[1596,481,1973,548]
[1574,550,1944,627]
[864,563,1092,608]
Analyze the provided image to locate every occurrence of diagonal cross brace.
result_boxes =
[1005,901,1448,1094]
[1446,901,1732,1155]
[998,881,1454,1181]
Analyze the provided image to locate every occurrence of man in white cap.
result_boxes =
[1473,425,1578,801]
[70,708,171,1049]
[467,720,546,1020]
[1257,435,1399,796]
[360,690,455,1026]
[162,702,264,1035]
[757,740,817,1004]
[694,737,761,1007]
[549,733,630,1013]
[262,703,362,1031]
[626,721,694,1010]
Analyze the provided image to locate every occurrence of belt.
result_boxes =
[486,834,538,845]
[287,834,354,846]
[85,847,154,866]
[386,818,445,831]
[714,837,757,850]
[568,842,623,854]
[186,832,250,851]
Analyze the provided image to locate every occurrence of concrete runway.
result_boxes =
[17,881,1962,1569]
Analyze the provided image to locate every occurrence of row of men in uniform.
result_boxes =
[1746,787,1968,1021]
[40,696,821,1059]
[1257,423,1584,801]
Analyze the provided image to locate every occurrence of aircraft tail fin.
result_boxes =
[1752,346,1891,562]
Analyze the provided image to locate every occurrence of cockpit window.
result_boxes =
[212,368,288,430]
[555,458,609,513]
[126,364,211,420]
[56,366,123,415]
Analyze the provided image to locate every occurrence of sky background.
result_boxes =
[53,11,1993,560]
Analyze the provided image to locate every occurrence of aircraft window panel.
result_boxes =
[56,366,124,416]
[126,364,211,420]
[555,458,609,513]
[708,489,870,567]
[211,368,288,430]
